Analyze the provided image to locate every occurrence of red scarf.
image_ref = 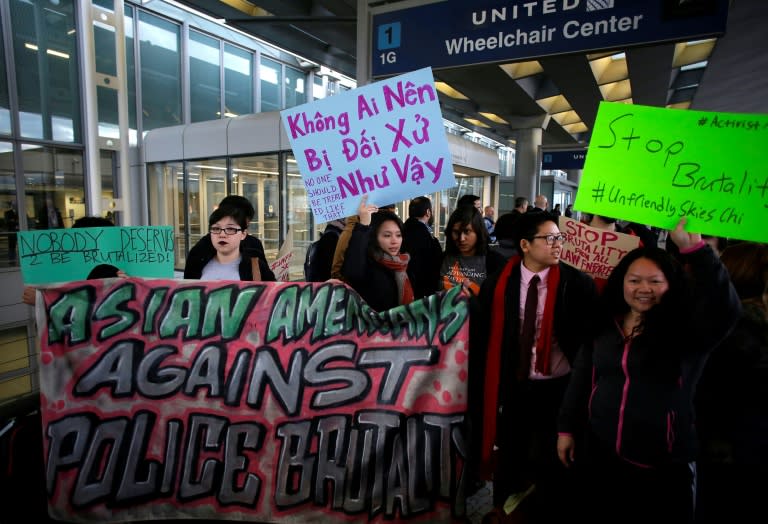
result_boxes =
[373,252,414,305]
[480,256,560,472]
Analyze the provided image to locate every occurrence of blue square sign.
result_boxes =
[377,22,401,50]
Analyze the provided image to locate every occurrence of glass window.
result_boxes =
[286,154,311,280]
[437,176,485,243]
[0,11,11,136]
[312,75,326,101]
[0,326,35,404]
[125,5,137,141]
[187,158,227,252]
[139,11,181,130]
[232,155,279,257]
[21,145,84,230]
[284,66,306,109]
[10,0,80,142]
[0,142,17,267]
[224,44,252,117]
[147,161,184,267]
[189,31,221,123]
[260,57,281,112]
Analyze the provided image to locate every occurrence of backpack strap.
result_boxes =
[251,256,262,281]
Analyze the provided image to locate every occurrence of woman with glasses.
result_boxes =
[440,205,506,296]
[184,204,274,281]
[184,196,275,282]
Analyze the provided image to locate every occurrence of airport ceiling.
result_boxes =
[172,0,766,148]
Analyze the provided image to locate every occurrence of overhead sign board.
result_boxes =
[542,149,587,170]
[371,0,729,76]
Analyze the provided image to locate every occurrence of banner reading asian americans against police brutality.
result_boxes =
[37,279,469,523]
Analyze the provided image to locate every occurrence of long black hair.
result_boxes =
[444,206,489,256]
[366,210,405,258]
[600,246,691,344]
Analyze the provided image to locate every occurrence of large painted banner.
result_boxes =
[37,279,469,523]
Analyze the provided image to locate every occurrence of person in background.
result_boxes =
[533,194,548,212]
[557,218,741,524]
[564,204,574,218]
[694,242,768,524]
[513,196,529,216]
[342,196,413,312]
[184,195,274,281]
[469,211,598,519]
[5,200,18,261]
[38,196,63,229]
[552,203,562,216]
[483,205,496,243]
[440,205,505,296]
[184,204,264,281]
[457,194,482,212]
[331,202,396,280]
[304,217,345,282]
[402,196,442,299]
[489,212,520,260]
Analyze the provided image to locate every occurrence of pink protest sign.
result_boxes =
[37,279,469,523]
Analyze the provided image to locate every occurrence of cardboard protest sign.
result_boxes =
[37,279,469,523]
[18,226,174,284]
[270,232,294,281]
[574,102,768,242]
[281,67,456,222]
[558,216,640,280]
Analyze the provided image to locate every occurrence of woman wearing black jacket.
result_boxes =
[556,218,741,523]
[342,195,414,312]
[183,204,275,281]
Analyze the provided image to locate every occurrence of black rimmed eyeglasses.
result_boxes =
[210,226,244,236]
[529,233,567,245]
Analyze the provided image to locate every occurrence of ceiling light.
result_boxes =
[499,60,543,79]
[599,79,632,101]
[479,112,509,124]
[673,38,716,67]
[551,110,581,126]
[562,122,588,134]
[463,118,491,128]
[435,82,469,100]
[536,94,572,113]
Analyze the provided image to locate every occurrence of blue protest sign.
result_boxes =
[281,67,456,222]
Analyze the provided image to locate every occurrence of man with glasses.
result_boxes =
[469,211,597,520]
[184,195,275,281]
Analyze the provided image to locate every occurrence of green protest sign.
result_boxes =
[18,226,175,284]
[574,102,768,242]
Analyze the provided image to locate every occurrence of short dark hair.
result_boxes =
[457,194,480,209]
[514,196,528,209]
[408,196,432,218]
[209,204,248,230]
[512,211,558,250]
[219,195,255,221]
[73,216,115,228]
[493,212,520,241]
[720,242,768,300]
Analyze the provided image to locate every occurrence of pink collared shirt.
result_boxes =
[519,263,571,380]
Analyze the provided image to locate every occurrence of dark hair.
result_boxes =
[408,196,432,218]
[367,210,404,257]
[512,211,558,251]
[219,195,255,221]
[493,212,520,241]
[457,194,480,209]
[600,246,689,344]
[209,204,248,230]
[73,216,115,228]
[720,242,768,300]
[444,206,489,256]
[514,196,528,209]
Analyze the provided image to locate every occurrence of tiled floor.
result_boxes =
[465,481,494,524]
